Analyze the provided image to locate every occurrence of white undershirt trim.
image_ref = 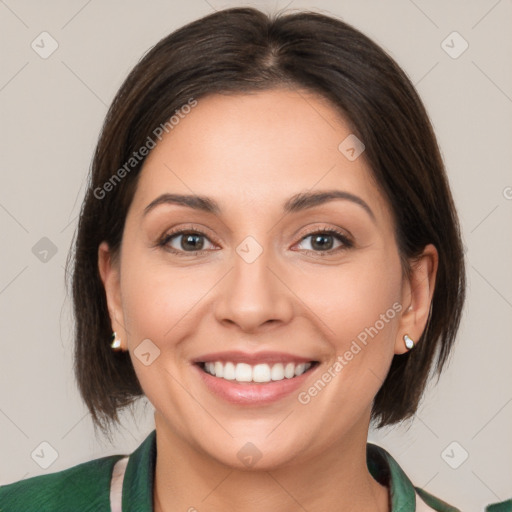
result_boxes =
[110,456,129,512]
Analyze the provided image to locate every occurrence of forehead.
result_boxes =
[130,88,390,223]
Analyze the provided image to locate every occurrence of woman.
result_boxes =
[0,7,469,511]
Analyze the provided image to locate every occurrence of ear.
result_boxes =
[395,244,438,355]
[98,241,128,351]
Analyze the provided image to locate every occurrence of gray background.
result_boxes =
[0,0,511,510]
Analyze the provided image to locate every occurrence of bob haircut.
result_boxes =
[67,7,466,432]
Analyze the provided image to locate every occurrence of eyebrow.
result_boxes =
[143,190,375,221]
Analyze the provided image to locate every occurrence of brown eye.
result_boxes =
[295,229,353,254]
[159,229,217,255]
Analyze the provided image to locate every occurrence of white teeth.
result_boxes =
[294,363,306,376]
[214,361,224,378]
[235,363,252,382]
[202,361,313,383]
[253,363,271,383]
[223,362,236,380]
[271,363,284,381]
[284,362,295,379]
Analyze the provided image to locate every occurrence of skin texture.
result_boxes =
[98,88,438,512]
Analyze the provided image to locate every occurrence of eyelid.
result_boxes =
[297,224,353,242]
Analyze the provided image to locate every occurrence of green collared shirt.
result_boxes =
[0,430,463,511]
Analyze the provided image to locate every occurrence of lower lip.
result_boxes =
[194,364,317,405]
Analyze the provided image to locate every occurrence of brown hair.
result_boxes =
[67,7,466,432]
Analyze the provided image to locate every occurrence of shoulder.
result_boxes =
[0,453,123,512]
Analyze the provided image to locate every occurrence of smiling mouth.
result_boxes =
[197,361,319,383]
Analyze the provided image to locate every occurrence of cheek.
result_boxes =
[312,250,404,399]
[118,250,203,413]
[121,262,199,344]
[316,255,402,341]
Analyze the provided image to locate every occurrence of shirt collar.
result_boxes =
[121,431,423,511]
[122,430,156,511]
[367,442,417,510]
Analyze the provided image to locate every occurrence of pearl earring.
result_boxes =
[111,331,122,350]
[404,334,415,350]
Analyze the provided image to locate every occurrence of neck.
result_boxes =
[152,414,389,512]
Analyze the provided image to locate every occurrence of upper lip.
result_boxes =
[192,351,317,365]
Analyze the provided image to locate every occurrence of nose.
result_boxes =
[213,241,295,334]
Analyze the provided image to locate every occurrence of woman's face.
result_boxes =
[100,88,434,469]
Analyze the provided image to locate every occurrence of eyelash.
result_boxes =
[156,224,353,257]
